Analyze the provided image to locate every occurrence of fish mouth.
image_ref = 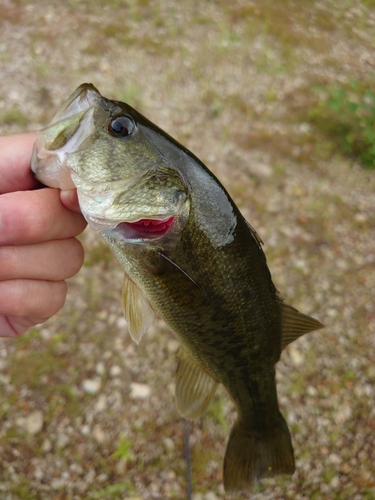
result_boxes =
[110,216,176,241]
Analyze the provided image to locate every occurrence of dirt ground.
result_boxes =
[0,1,375,499]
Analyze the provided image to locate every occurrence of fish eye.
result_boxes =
[108,115,135,138]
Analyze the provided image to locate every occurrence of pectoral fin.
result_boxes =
[175,346,218,419]
[281,302,324,350]
[122,274,155,344]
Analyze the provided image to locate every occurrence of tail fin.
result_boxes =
[223,413,295,493]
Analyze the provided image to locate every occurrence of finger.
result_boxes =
[0,316,42,338]
[0,188,87,245]
[0,133,39,194]
[0,238,84,281]
[60,189,82,214]
[0,279,68,321]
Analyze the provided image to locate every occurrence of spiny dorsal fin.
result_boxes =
[175,346,218,419]
[281,302,324,350]
[121,274,155,344]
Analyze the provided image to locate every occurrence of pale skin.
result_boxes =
[0,133,87,337]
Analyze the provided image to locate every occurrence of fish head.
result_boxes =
[31,83,190,241]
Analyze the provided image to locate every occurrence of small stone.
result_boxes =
[94,394,108,413]
[335,405,352,424]
[109,365,121,377]
[34,467,44,480]
[299,122,311,134]
[115,457,127,474]
[42,438,52,453]
[288,345,304,367]
[167,339,180,353]
[340,463,352,474]
[329,453,342,465]
[330,476,340,488]
[18,410,44,435]
[0,374,10,384]
[248,162,273,178]
[192,494,203,500]
[51,477,67,490]
[205,493,220,500]
[354,212,367,223]
[117,316,127,329]
[95,362,106,375]
[129,382,151,399]
[163,437,174,450]
[56,433,70,448]
[307,386,318,397]
[82,378,101,394]
[93,425,107,444]
[81,424,90,436]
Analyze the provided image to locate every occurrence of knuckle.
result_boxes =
[0,247,18,280]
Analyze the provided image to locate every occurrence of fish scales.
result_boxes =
[31,83,324,493]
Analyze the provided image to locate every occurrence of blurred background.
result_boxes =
[0,1,375,499]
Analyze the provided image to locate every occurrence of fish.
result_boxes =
[31,83,324,493]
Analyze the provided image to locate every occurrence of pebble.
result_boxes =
[109,365,122,377]
[167,339,180,353]
[34,467,44,480]
[56,433,70,448]
[93,425,106,444]
[117,316,127,330]
[205,493,220,500]
[129,382,151,399]
[330,476,340,488]
[288,345,304,367]
[335,405,352,424]
[17,410,44,435]
[95,362,106,375]
[248,162,273,178]
[80,425,90,436]
[94,394,108,413]
[163,437,175,450]
[42,438,52,453]
[329,453,342,465]
[192,494,203,500]
[341,463,352,474]
[82,378,101,394]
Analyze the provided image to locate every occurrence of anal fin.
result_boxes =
[122,274,155,344]
[175,346,218,419]
[281,302,324,350]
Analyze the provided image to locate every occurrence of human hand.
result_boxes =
[0,133,87,337]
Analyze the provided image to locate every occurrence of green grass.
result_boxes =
[0,106,28,126]
[309,81,375,169]
[110,437,135,462]
[88,481,137,499]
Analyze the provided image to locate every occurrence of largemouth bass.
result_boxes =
[31,84,323,493]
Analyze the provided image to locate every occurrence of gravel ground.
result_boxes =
[1,1,375,499]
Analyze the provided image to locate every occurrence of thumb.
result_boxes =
[60,189,81,214]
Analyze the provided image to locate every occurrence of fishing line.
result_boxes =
[183,417,193,500]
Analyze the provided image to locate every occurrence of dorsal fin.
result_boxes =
[121,274,155,344]
[281,302,324,350]
[175,346,218,419]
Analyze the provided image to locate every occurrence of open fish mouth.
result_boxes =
[124,217,175,235]
[109,216,176,241]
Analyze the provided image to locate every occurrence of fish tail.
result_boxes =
[223,412,295,493]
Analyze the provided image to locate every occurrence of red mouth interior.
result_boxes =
[125,217,175,236]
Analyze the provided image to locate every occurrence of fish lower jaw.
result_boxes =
[118,217,175,239]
